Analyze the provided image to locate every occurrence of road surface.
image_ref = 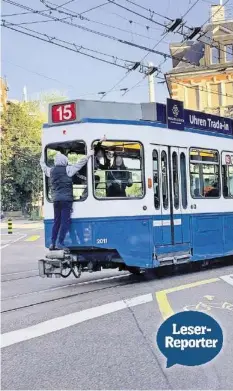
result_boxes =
[1,221,233,390]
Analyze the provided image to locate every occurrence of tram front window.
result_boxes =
[45,141,87,201]
[92,140,144,199]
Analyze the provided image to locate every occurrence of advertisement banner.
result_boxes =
[184,109,233,135]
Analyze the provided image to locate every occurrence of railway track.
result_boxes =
[1,272,140,313]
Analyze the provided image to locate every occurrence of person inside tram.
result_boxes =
[106,155,133,197]
[73,135,110,198]
[40,148,94,251]
[94,135,111,190]
[205,181,219,197]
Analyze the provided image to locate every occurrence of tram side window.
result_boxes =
[161,151,169,209]
[92,140,144,199]
[153,150,160,209]
[190,148,220,198]
[222,153,233,198]
[45,141,87,202]
[180,152,188,209]
[172,151,179,209]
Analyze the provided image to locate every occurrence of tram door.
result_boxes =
[152,145,189,246]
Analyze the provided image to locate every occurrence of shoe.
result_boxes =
[56,243,69,251]
[49,244,57,251]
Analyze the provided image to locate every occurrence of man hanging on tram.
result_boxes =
[40,148,94,250]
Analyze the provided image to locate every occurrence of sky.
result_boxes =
[2,0,233,105]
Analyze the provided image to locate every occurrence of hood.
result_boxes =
[54,152,68,166]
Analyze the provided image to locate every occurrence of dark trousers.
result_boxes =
[51,201,72,246]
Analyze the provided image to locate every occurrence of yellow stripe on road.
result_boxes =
[1,223,43,229]
[155,291,174,320]
[25,235,40,242]
[155,277,220,320]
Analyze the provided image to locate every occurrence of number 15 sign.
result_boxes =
[51,102,76,123]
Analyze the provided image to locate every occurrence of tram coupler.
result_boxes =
[38,249,73,278]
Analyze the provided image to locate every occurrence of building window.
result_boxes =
[153,150,160,209]
[190,148,220,198]
[225,82,233,106]
[45,141,87,202]
[210,83,221,107]
[211,47,220,64]
[187,86,200,110]
[225,44,233,62]
[92,140,144,199]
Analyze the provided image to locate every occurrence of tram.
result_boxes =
[38,99,233,278]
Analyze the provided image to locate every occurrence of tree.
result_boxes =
[34,90,68,122]
[1,90,69,215]
[1,101,43,213]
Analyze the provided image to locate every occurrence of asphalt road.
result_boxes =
[1,222,233,390]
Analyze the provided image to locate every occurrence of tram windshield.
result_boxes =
[92,140,144,199]
[45,141,87,201]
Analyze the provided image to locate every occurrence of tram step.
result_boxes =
[156,251,191,266]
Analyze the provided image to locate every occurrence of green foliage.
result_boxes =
[1,102,43,213]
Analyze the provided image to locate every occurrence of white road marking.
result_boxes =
[0,234,27,250]
[1,293,153,348]
[220,274,233,286]
[2,273,131,301]
[1,269,38,277]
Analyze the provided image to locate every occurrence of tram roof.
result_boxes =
[46,99,233,139]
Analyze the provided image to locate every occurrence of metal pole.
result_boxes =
[148,62,155,103]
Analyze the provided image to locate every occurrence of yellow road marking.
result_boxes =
[25,235,40,242]
[156,277,220,320]
[155,291,174,319]
[1,223,43,229]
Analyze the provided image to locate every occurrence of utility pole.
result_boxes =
[148,62,155,103]
[23,86,28,102]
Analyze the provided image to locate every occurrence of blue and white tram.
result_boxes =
[38,99,233,278]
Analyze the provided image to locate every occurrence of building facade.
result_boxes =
[165,5,233,117]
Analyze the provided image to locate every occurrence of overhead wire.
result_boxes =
[3,0,233,102]
[121,0,202,97]
[39,0,233,75]
[39,0,164,42]
[2,60,148,100]
[2,0,211,69]
[156,0,231,72]
[1,23,135,70]
[122,0,173,21]
[106,0,167,28]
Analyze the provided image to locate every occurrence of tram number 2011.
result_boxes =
[96,238,108,244]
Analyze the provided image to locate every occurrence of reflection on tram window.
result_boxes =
[222,156,233,198]
[92,140,144,199]
[45,141,87,202]
[153,150,160,209]
[180,152,188,209]
[172,151,179,209]
[190,148,220,198]
[161,150,169,209]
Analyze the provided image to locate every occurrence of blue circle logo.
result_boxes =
[157,311,223,368]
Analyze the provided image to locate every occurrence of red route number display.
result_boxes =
[51,102,76,123]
